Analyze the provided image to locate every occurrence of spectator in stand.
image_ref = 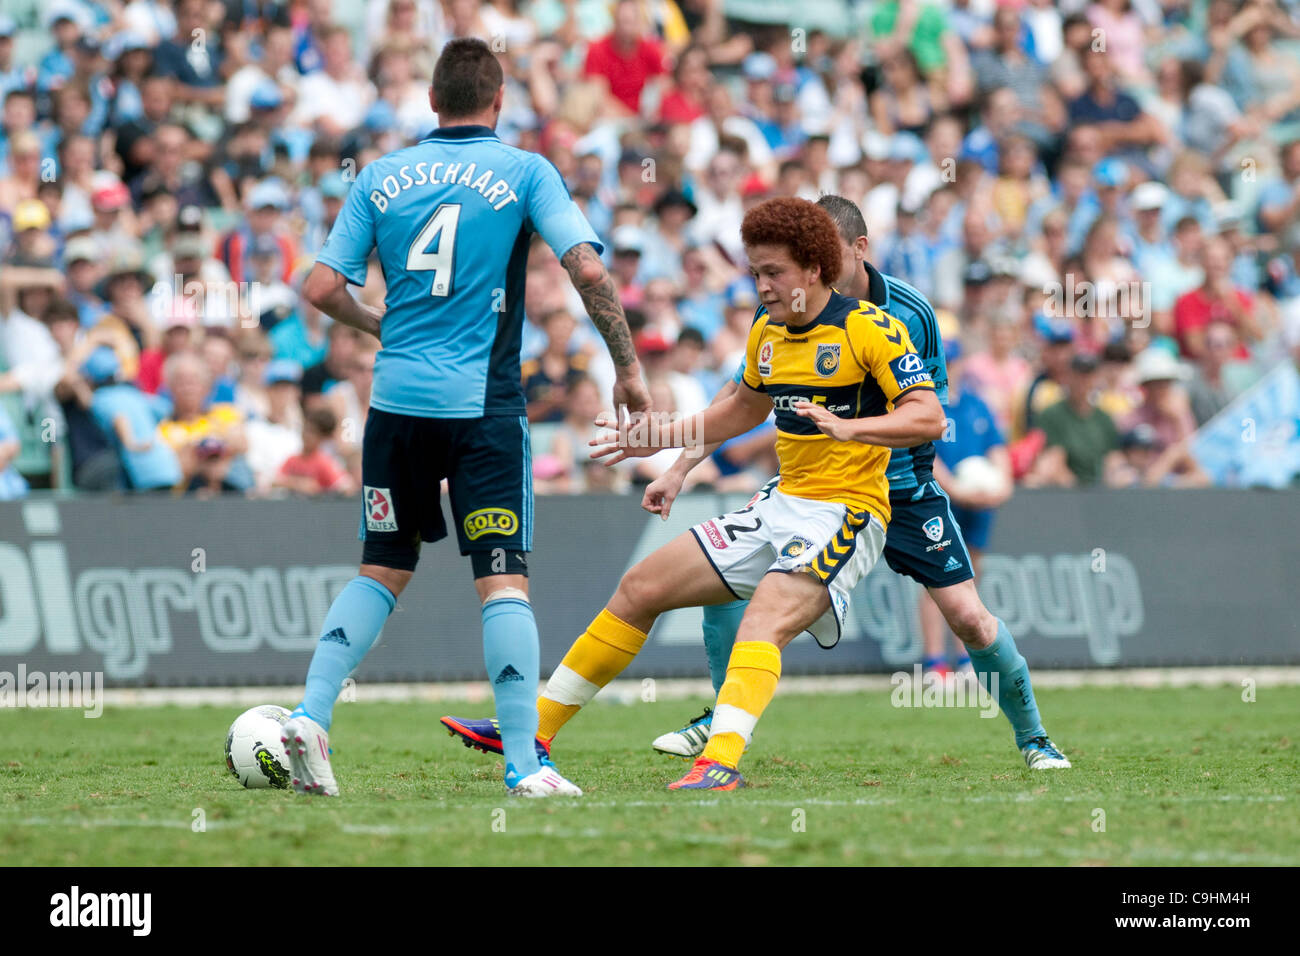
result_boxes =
[5,198,56,266]
[61,236,108,328]
[544,374,632,495]
[522,308,590,424]
[1113,347,1209,487]
[274,406,355,496]
[129,122,216,210]
[83,345,181,492]
[151,0,225,110]
[1025,352,1122,486]
[964,311,1032,434]
[291,25,373,137]
[687,143,746,262]
[269,290,329,370]
[1086,0,1150,86]
[608,224,646,309]
[112,73,178,186]
[1173,236,1262,361]
[217,178,298,286]
[664,327,709,416]
[90,247,153,373]
[159,349,252,496]
[225,22,299,125]
[46,300,119,490]
[246,358,305,494]
[639,188,697,282]
[1068,48,1163,169]
[582,0,668,116]
[1186,321,1260,425]
[199,331,240,405]
[301,320,362,408]
[872,49,937,138]
[658,44,711,125]
[0,267,63,406]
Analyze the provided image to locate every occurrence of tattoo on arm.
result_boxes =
[561,242,636,367]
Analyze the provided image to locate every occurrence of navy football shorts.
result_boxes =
[882,480,976,589]
[358,408,532,576]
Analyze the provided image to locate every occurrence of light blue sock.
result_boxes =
[482,597,541,780]
[295,576,395,731]
[701,600,747,697]
[968,619,1047,748]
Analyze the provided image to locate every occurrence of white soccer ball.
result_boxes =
[953,455,1008,497]
[224,705,292,789]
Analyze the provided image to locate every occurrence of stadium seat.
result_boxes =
[0,390,52,484]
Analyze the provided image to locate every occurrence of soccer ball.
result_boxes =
[224,705,292,789]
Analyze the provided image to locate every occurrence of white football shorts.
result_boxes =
[689,483,886,648]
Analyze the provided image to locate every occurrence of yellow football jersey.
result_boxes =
[741,291,935,526]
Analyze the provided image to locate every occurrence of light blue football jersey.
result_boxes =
[731,261,947,496]
[317,125,600,418]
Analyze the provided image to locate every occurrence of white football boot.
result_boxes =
[1020,735,1072,770]
[651,707,713,758]
[506,764,583,797]
[281,714,340,796]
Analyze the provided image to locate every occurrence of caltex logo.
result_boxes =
[364,486,398,532]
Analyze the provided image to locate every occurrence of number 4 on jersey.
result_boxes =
[407,203,462,297]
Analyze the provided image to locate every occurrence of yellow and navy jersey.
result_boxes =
[741,290,935,526]
[731,262,946,498]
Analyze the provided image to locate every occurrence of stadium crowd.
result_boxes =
[1,0,1299,501]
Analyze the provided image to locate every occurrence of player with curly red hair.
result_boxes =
[441,197,946,791]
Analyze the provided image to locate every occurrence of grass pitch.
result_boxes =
[1,685,1296,866]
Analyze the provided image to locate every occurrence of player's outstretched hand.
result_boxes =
[793,400,854,442]
[643,467,685,519]
[588,412,659,465]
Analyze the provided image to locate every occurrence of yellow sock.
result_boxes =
[702,641,782,768]
[537,608,648,740]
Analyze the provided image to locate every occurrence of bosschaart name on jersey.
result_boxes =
[367,161,521,213]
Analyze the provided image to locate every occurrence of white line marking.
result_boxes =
[75,666,1300,709]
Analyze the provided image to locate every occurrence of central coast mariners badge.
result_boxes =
[815,343,840,377]
[780,535,815,558]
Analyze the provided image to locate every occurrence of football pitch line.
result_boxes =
[1,791,1287,820]
[91,666,1300,709]
[3,815,1294,865]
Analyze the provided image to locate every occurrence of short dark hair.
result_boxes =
[305,406,337,435]
[677,327,705,349]
[816,194,869,244]
[43,298,79,325]
[432,38,503,120]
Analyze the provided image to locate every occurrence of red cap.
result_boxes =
[92,181,130,211]
[635,331,673,355]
